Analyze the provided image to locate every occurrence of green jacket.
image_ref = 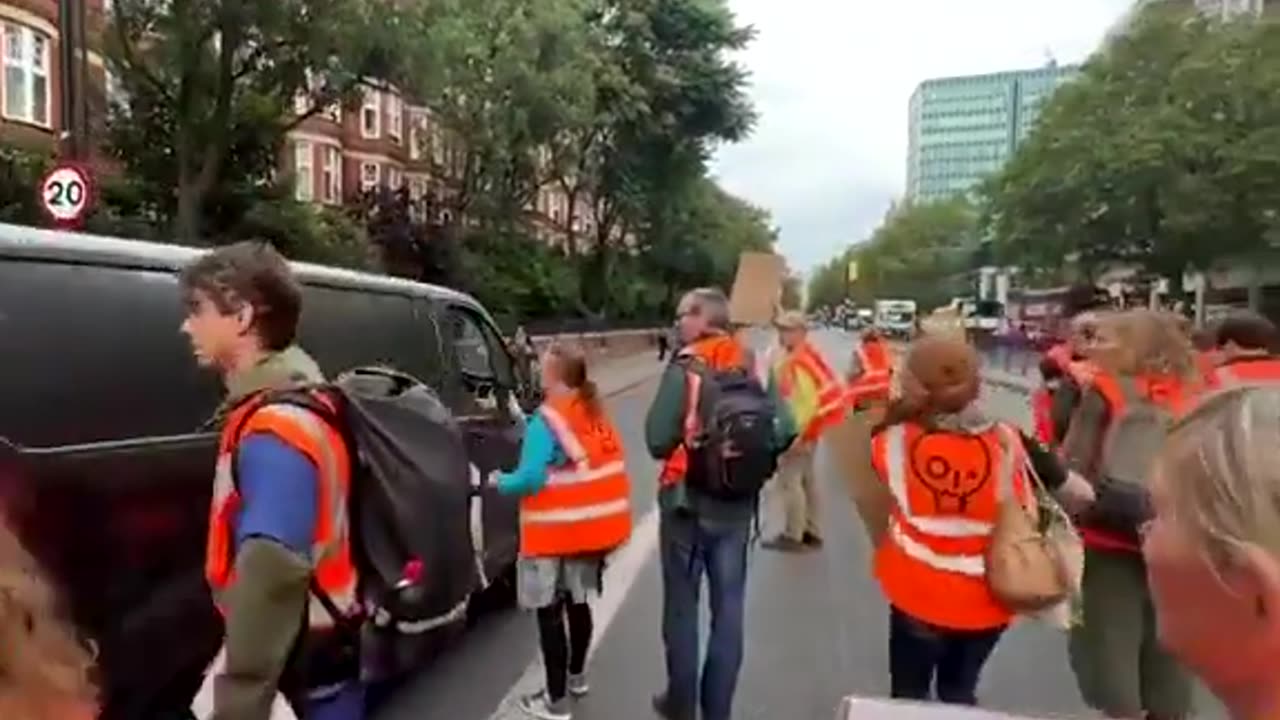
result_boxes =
[644,360,798,523]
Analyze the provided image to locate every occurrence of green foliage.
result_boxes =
[982,4,1280,280]
[104,0,412,240]
[64,0,769,325]
[808,198,979,313]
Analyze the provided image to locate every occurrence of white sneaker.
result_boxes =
[518,690,572,720]
[567,672,590,697]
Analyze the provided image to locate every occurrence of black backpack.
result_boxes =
[230,367,478,679]
[680,359,778,501]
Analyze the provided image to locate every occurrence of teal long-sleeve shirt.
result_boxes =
[644,362,798,522]
[495,411,568,496]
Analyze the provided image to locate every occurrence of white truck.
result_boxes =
[874,299,918,339]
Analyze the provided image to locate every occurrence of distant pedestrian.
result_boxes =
[495,344,632,720]
[645,288,796,720]
[657,328,670,361]
[762,311,844,552]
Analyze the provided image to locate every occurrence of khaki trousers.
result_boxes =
[776,443,822,541]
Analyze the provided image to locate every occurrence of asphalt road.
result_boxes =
[376,330,1217,720]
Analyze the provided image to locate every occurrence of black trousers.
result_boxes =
[536,596,593,701]
[888,606,1004,705]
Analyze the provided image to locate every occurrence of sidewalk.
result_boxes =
[592,351,665,397]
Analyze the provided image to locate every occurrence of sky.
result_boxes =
[710,0,1135,278]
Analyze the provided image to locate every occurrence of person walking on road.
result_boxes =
[848,328,894,413]
[494,344,633,720]
[869,335,1072,706]
[1204,310,1280,388]
[1058,309,1199,720]
[645,288,796,720]
[181,242,363,720]
[763,310,845,552]
[1147,385,1280,720]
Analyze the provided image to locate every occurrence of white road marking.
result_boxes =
[485,506,662,719]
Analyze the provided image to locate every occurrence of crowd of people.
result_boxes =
[3,244,1280,720]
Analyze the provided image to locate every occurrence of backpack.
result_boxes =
[680,359,778,502]
[230,367,478,678]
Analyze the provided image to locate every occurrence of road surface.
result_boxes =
[376,330,1217,720]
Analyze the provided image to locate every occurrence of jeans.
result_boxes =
[660,510,751,720]
[888,606,1004,705]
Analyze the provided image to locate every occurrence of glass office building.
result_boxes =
[905,62,1078,204]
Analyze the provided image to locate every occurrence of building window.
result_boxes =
[410,177,427,200]
[3,24,51,127]
[409,118,423,160]
[361,88,381,139]
[387,94,402,143]
[293,141,314,202]
[360,161,379,191]
[321,146,341,203]
[387,166,402,189]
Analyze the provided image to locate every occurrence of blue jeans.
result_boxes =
[659,510,751,720]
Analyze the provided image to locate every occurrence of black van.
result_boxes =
[0,223,531,719]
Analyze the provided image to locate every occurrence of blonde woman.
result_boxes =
[0,520,97,719]
[1147,385,1280,720]
[1059,309,1201,719]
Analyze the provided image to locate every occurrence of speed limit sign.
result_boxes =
[38,162,95,228]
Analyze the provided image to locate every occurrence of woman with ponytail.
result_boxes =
[495,344,632,720]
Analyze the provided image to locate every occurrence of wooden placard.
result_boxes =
[728,252,785,325]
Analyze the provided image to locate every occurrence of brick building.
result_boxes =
[1,0,108,150]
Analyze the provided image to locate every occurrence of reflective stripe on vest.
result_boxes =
[781,343,845,440]
[521,397,632,557]
[880,423,1021,578]
[659,368,702,486]
[849,342,893,403]
[207,397,357,630]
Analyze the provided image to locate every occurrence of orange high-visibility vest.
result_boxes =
[779,341,846,441]
[659,335,747,486]
[1211,357,1280,387]
[848,338,893,405]
[871,421,1032,631]
[521,394,633,557]
[1031,387,1055,446]
[206,393,357,630]
[1077,369,1197,554]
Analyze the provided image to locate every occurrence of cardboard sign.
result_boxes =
[729,252,785,325]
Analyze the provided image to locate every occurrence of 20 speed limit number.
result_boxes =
[40,165,92,224]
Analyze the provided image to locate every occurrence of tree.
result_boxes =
[104,0,411,241]
[808,198,979,312]
[353,187,460,285]
[406,0,598,229]
[982,3,1280,282]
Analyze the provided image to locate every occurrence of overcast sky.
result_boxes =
[710,0,1134,277]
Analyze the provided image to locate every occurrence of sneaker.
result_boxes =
[651,692,696,720]
[802,532,824,547]
[518,690,571,720]
[567,672,590,697]
[761,535,811,553]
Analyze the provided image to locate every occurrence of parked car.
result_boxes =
[0,223,533,719]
